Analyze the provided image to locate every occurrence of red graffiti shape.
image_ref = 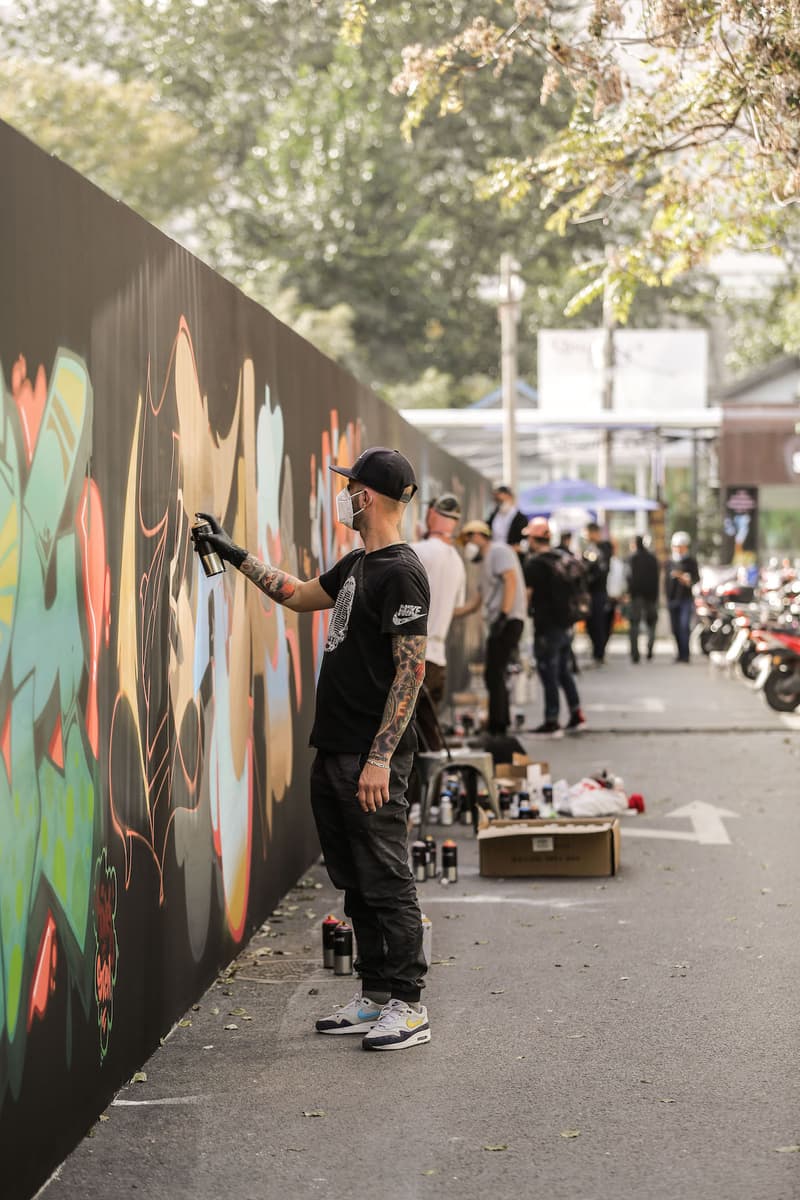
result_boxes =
[27,911,57,1032]
[77,479,110,758]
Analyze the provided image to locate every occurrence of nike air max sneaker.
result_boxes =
[315,992,382,1035]
[361,999,431,1051]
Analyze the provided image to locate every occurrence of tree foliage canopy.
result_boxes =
[369,0,800,320]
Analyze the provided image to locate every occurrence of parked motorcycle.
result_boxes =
[758,630,800,712]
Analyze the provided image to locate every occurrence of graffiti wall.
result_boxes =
[0,119,489,1198]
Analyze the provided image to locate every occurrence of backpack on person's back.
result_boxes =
[545,549,591,625]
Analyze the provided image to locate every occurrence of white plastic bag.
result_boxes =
[606,555,627,600]
[557,776,629,817]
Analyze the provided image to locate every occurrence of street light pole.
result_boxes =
[498,252,522,494]
[597,247,615,526]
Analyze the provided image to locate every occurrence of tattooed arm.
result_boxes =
[357,633,426,813]
[239,554,333,613]
[192,514,332,612]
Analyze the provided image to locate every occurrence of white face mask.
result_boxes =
[464,541,481,562]
[671,547,684,561]
[336,486,367,529]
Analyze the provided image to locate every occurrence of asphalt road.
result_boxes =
[39,637,800,1200]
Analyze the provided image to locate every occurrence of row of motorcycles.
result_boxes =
[694,564,800,712]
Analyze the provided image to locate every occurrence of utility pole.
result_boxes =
[498,253,524,494]
[597,247,615,526]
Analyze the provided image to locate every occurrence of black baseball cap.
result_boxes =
[330,446,418,502]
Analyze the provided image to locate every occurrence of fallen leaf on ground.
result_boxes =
[474,940,489,945]
[178,1019,192,1028]
[210,1006,220,1016]
[308,988,319,996]
[566,1034,585,1039]
[99,1115,110,1123]
[421,1169,438,1176]
[203,1045,214,1050]
[224,1023,238,1031]
[560,1130,580,1139]
[483,1144,508,1152]
[192,1004,200,1011]
[773,1145,800,1153]
[490,989,505,995]
[658,1098,676,1104]
[229,1008,247,1016]
[132,1072,147,1083]
[302,1110,326,1118]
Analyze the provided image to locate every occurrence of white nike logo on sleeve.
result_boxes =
[392,604,425,625]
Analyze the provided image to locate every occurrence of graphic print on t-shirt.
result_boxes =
[392,603,425,626]
[325,574,356,651]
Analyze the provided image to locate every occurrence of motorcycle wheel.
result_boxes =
[763,667,800,712]
[739,646,760,680]
[699,627,714,656]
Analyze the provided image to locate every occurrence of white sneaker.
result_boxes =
[315,992,382,1035]
[361,998,431,1051]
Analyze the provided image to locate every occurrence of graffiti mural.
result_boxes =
[0,349,109,1098]
[0,116,488,1200]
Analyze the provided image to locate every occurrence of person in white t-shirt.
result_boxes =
[409,494,469,749]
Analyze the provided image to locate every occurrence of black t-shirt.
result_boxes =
[524,551,570,632]
[310,544,430,754]
[665,554,700,603]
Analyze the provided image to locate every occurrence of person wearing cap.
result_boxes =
[192,447,433,1052]
[523,518,586,735]
[486,485,528,558]
[409,494,470,751]
[459,519,526,735]
[666,531,700,663]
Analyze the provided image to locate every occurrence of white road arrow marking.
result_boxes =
[623,801,739,846]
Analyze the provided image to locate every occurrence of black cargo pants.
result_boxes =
[310,750,426,1003]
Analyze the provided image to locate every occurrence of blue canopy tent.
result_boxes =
[518,478,660,517]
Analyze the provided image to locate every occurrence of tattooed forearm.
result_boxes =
[369,634,427,765]
[240,553,298,603]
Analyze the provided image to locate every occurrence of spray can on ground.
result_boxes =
[421,913,432,966]
[192,516,226,578]
[333,923,353,975]
[424,834,437,879]
[322,914,340,969]
[412,841,427,883]
[442,839,458,883]
[439,794,454,826]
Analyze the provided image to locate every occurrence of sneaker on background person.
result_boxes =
[361,998,431,1051]
[565,708,587,732]
[315,992,383,1035]
[531,720,563,738]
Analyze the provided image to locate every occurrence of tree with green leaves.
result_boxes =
[0,0,726,396]
[362,0,800,324]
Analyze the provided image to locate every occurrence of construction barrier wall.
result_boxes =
[0,120,489,1198]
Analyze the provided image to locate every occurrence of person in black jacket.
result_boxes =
[625,535,660,662]
[582,522,613,664]
[665,530,700,663]
[486,485,528,559]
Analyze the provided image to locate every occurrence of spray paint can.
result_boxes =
[192,516,225,578]
[424,834,437,879]
[412,841,427,883]
[518,790,532,820]
[421,913,432,966]
[442,839,458,883]
[322,914,340,969]
[333,923,353,975]
[439,795,454,826]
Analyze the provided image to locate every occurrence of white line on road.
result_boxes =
[111,1096,208,1107]
[585,698,666,713]
[422,896,597,908]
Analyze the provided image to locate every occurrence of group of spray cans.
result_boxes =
[322,912,434,971]
[322,914,354,975]
[411,835,458,884]
[497,769,556,820]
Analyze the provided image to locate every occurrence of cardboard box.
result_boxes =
[478,817,621,878]
[495,759,549,782]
